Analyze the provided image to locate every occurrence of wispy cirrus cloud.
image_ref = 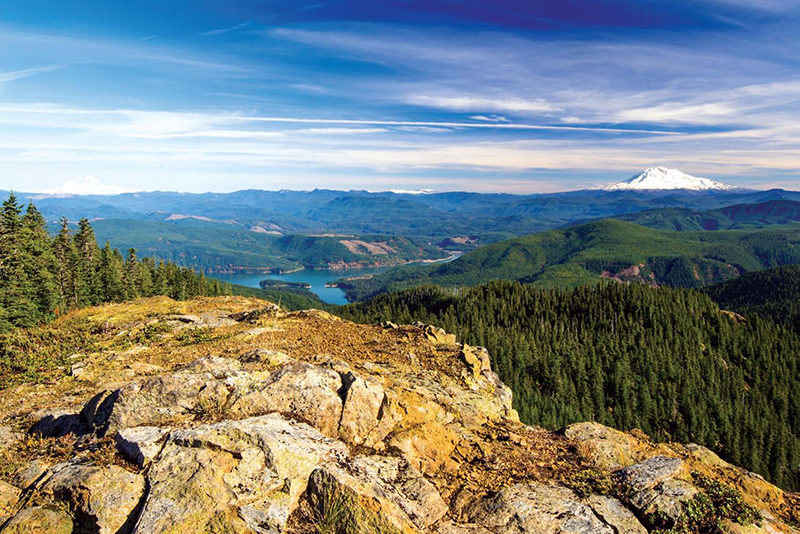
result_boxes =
[1,3,798,193]
[406,95,556,114]
[198,22,251,37]
[0,64,64,83]
[0,27,250,74]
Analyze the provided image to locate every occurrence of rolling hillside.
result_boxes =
[595,199,800,231]
[88,219,447,272]
[704,264,800,334]
[338,220,800,300]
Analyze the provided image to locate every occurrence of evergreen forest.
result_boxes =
[0,194,227,333]
[339,280,800,491]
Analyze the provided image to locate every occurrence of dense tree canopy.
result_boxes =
[340,281,800,491]
[0,194,226,332]
[704,265,800,335]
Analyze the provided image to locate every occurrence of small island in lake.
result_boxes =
[259,279,312,290]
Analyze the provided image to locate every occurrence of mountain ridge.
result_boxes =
[337,220,800,300]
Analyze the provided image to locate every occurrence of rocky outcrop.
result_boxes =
[564,421,644,470]
[37,462,145,534]
[0,481,21,524]
[307,455,448,533]
[0,298,796,534]
[115,426,170,468]
[450,483,642,534]
[1,505,73,534]
[133,414,347,533]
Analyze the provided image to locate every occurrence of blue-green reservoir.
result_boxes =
[212,266,394,306]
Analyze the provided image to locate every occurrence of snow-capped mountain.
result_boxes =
[366,188,436,195]
[599,167,739,191]
[41,176,132,196]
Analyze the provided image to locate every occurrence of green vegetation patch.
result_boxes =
[339,220,800,300]
[651,473,762,534]
[339,281,800,490]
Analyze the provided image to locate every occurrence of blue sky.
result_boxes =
[1,0,799,193]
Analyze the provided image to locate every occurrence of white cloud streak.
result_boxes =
[1,20,799,192]
[198,22,251,37]
[0,64,64,83]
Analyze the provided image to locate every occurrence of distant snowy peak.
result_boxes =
[388,188,436,195]
[600,167,739,191]
[365,188,436,195]
[42,176,132,196]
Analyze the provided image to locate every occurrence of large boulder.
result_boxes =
[457,483,646,534]
[90,356,244,435]
[564,421,641,470]
[307,455,448,533]
[414,323,457,345]
[388,421,458,475]
[37,461,145,534]
[132,413,347,534]
[0,505,73,534]
[337,371,397,447]
[226,361,343,437]
[87,356,348,440]
[115,426,170,467]
[618,456,696,525]
[0,480,22,523]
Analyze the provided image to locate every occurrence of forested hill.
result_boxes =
[0,194,324,332]
[704,265,800,334]
[339,219,800,300]
[338,281,800,491]
[587,199,800,231]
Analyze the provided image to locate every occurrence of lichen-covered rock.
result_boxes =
[0,480,21,523]
[115,426,170,467]
[1,505,74,534]
[620,455,684,493]
[37,461,145,534]
[564,421,641,470]
[93,356,243,434]
[12,460,51,491]
[459,483,642,533]
[240,348,291,366]
[133,413,347,534]
[227,361,343,436]
[586,495,648,534]
[388,421,458,475]
[308,455,447,533]
[459,345,490,379]
[618,456,696,525]
[436,522,493,534]
[338,372,392,446]
[414,322,457,345]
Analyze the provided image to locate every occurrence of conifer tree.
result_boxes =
[73,218,100,306]
[21,203,59,321]
[53,217,77,309]
[0,194,38,328]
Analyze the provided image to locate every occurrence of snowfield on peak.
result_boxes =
[599,167,740,191]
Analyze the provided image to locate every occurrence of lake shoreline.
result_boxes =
[208,251,462,275]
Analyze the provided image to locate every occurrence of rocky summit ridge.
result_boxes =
[0,296,796,533]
